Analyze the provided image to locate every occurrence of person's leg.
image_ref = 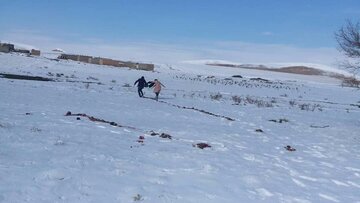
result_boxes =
[155,92,159,101]
[138,88,143,97]
[140,88,144,97]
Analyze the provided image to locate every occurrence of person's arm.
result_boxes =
[148,81,154,87]
[134,79,139,86]
[160,82,166,88]
[143,79,148,87]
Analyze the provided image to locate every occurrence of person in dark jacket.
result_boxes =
[134,76,147,97]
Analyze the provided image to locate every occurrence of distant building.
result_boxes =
[58,54,154,71]
[0,42,42,56]
[58,54,78,60]
[137,63,155,71]
[119,61,137,68]
[101,58,122,66]
[0,43,15,53]
[14,49,30,54]
[58,54,92,63]
[78,55,92,63]
[31,49,41,56]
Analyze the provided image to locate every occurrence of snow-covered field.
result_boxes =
[181,60,353,77]
[1,53,360,202]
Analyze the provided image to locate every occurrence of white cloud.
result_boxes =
[261,31,273,36]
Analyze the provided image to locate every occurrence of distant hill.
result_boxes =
[206,62,348,80]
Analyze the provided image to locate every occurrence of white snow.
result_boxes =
[0,53,359,202]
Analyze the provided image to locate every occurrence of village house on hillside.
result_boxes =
[0,43,15,53]
[58,53,155,71]
[0,42,41,56]
[30,49,41,56]
[1,41,152,71]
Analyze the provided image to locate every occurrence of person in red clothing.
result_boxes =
[152,79,165,101]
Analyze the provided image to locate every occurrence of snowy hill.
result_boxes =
[183,60,353,79]
[0,53,360,202]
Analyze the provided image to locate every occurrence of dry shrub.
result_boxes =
[342,77,360,88]
[210,92,223,101]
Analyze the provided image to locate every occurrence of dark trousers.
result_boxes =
[138,88,144,97]
[155,92,159,101]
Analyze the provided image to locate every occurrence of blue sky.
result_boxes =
[1,0,359,64]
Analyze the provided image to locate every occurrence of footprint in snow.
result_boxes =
[345,166,360,172]
[331,179,350,187]
[291,178,307,187]
[318,193,339,202]
[110,130,122,134]
[319,161,335,168]
[242,153,265,164]
[298,175,318,182]
[209,141,227,151]
[242,175,261,187]
[347,181,360,188]
[255,188,274,198]
[35,169,67,181]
